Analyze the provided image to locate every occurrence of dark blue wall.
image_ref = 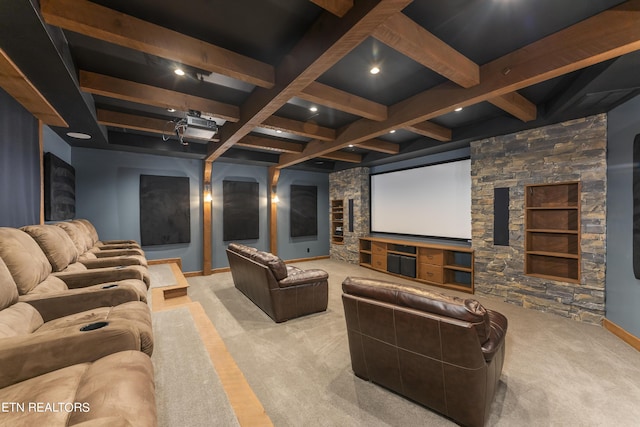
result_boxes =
[0,88,39,227]
[606,95,640,337]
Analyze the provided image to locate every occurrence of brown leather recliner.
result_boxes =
[226,243,329,322]
[342,277,507,427]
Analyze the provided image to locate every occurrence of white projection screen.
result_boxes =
[370,159,472,240]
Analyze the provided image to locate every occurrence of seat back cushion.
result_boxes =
[0,301,44,338]
[249,250,288,281]
[0,257,19,311]
[75,218,100,244]
[0,228,53,295]
[56,222,91,254]
[72,219,98,246]
[343,277,492,343]
[21,224,79,272]
[24,275,68,294]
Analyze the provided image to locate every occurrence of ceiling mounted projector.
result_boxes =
[183,115,218,140]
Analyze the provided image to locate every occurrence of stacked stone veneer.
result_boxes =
[329,167,370,263]
[471,114,607,324]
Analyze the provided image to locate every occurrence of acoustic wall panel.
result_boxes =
[139,175,190,246]
[494,187,510,246]
[223,180,259,241]
[44,152,76,221]
[290,185,317,237]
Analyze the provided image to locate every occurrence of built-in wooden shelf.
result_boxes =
[525,182,581,283]
[359,237,474,294]
[331,199,344,245]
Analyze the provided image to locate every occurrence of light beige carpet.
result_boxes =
[158,259,640,426]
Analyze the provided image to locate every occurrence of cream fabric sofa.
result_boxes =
[0,226,149,303]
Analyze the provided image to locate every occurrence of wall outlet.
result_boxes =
[307,248,310,253]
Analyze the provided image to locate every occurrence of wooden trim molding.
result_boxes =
[148,257,183,270]
[38,120,44,224]
[203,161,213,275]
[603,318,640,352]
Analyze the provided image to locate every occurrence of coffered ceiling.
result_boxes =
[1,0,639,171]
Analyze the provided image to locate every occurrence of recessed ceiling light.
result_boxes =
[370,66,380,75]
[276,129,282,133]
[174,68,185,76]
[454,107,463,112]
[167,108,176,112]
[309,106,318,113]
[66,132,91,140]
[389,129,396,134]
[348,144,354,147]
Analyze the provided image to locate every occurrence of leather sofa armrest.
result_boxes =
[0,321,140,388]
[21,287,141,322]
[92,248,145,257]
[278,269,328,288]
[54,267,145,288]
[481,309,508,362]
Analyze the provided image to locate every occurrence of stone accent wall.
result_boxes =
[471,114,607,324]
[329,167,370,263]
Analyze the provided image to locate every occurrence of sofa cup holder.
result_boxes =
[101,283,118,289]
[80,321,109,332]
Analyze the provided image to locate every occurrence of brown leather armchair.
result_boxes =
[226,243,329,322]
[342,276,507,427]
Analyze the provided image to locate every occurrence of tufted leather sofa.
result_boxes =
[226,243,329,322]
[342,277,507,427]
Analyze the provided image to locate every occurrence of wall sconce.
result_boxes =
[204,183,212,203]
[272,194,279,203]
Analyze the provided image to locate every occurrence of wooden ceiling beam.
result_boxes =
[0,48,67,127]
[96,109,170,135]
[261,115,335,141]
[298,81,387,121]
[41,0,274,88]
[236,135,304,153]
[320,150,362,163]
[373,13,479,88]
[80,71,240,123]
[488,93,537,122]
[207,0,414,162]
[375,13,536,121]
[278,0,640,168]
[356,139,399,154]
[310,0,354,17]
[405,121,452,141]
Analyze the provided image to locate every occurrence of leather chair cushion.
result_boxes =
[0,227,52,295]
[21,224,79,272]
[343,277,492,343]
[0,257,19,311]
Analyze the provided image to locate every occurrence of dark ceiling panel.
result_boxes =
[403,0,628,65]
[88,0,322,65]
[317,37,446,105]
